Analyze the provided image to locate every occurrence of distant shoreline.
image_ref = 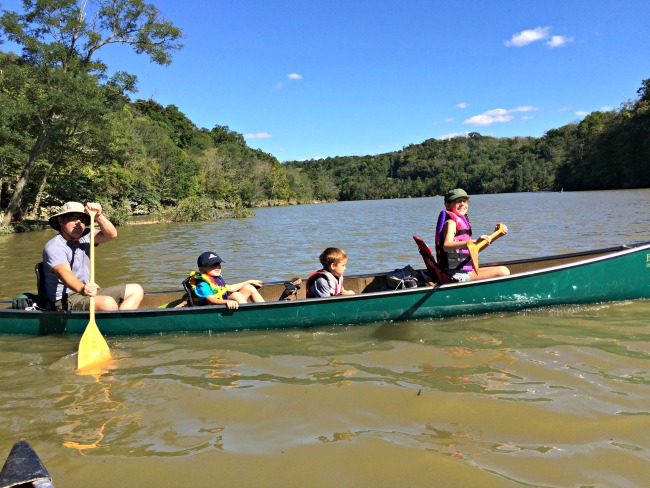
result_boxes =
[1,199,333,234]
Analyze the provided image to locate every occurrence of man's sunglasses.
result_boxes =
[63,214,88,224]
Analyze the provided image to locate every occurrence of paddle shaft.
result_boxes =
[89,210,95,324]
[466,223,507,273]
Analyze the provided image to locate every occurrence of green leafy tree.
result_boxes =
[132,99,200,149]
[265,160,291,201]
[210,124,246,146]
[0,0,183,225]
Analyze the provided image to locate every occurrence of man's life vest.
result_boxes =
[435,210,473,274]
[305,269,344,298]
[187,271,230,305]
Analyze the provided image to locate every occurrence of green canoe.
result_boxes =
[1,241,649,336]
[0,441,54,488]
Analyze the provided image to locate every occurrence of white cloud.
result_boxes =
[546,35,573,48]
[439,132,469,140]
[463,106,540,126]
[510,105,541,113]
[456,102,468,109]
[505,27,574,49]
[483,108,509,116]
[433,117,455,125]
[505,26,550,47]
[575,111,588,116]
[244,132,272,139]
[287,73,303,80]
[464,113,514,126]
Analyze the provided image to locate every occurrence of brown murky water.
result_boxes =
[1,190,649,487]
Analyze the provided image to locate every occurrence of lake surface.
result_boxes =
[1,190,649,487]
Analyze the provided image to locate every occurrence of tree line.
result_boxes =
[1,1,648,232]
[286,79,650,200]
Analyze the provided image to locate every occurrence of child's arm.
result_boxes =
[442,221,471,252]
[476,223,508,245]
[309,276,331,297]
[196,281,239,309]
[203,294,239,309]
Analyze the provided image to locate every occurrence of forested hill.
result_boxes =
[0,0,296,229]
[1,0,648,229]
[286,78,650,201]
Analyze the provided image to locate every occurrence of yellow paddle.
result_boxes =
[77,210,111,371]
[466,223,507,273]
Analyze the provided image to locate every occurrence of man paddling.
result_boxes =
[42,201,143,311]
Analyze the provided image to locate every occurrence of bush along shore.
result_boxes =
[0,197,333,234]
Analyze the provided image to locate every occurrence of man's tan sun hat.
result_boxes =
[48,201,89,231]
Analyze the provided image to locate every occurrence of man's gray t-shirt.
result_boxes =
[43,231,91,303]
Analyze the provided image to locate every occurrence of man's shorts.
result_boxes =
[54,284,127,311]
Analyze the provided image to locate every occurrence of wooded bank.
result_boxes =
[1,2,648,233]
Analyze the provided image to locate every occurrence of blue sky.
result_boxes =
[2,1,649,162]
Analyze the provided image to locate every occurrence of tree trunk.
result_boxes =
[1,112,53,226]
[31,161,56,219]
[31,130,71,220]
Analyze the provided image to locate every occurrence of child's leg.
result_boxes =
[470,265,510,281]
[228,292,246,304]
[230,285,265,304]
[239,284,265,302]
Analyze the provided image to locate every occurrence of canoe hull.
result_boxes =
[2,242,650,336]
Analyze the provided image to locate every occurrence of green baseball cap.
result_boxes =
[444,188,469,202]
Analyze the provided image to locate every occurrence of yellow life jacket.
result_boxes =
[187,271,230,305]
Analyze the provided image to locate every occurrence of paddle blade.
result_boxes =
[466,240,480,273]
[77,318,111,370]
[466,223,508,273]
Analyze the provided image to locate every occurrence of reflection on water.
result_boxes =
[1,191,650,487]
[2,301,650,486]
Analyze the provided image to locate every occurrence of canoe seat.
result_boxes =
[412,235,449,285]
[34,262,54,310]
[181,276,198,307]
[278,277,302,301]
